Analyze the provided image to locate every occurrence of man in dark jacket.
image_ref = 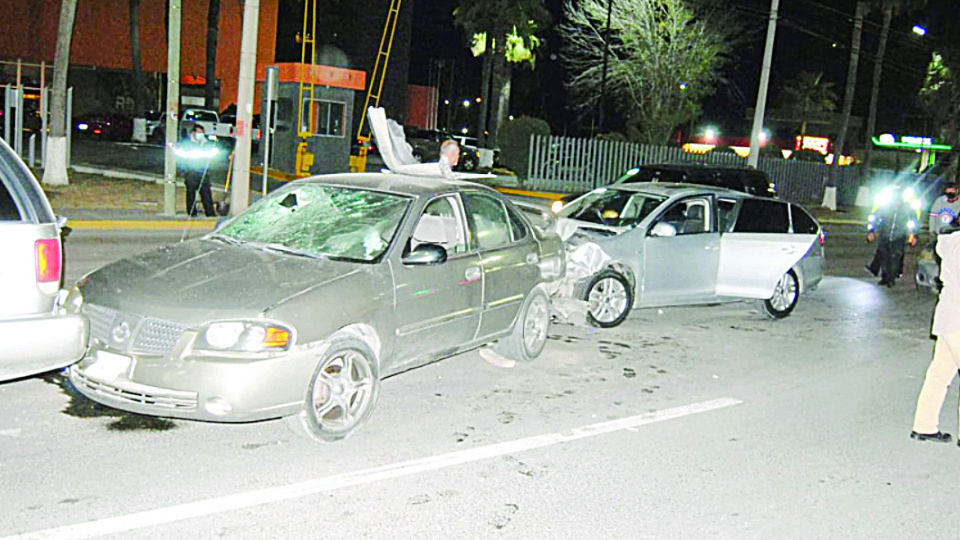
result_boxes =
[176,123,218,217]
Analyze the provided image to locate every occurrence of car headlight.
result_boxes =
[197,321,292,352]
[874,187,893,207]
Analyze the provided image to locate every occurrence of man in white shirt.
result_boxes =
[911,222,960,442]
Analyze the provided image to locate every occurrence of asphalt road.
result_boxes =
[1,225,955,539]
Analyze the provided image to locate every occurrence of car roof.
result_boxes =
[290,171,500,198]
[629,163,765,174]
[604,181,746,198]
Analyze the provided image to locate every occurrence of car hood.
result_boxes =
[80,238,366,323]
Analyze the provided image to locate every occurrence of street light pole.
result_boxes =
[597,0,613,135]
[748,0,779,169]
[229,0,260,216]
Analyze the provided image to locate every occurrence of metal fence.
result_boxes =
[524,134,864,206]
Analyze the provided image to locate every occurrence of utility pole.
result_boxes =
[162,0,181,216]
[748,0,778,168]
[230,0,260,216]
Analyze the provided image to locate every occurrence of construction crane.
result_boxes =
[350,0,402,172]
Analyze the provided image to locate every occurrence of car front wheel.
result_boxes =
[582,270,633,328]
[760,269,799,319]
[495,287,551,362]
[285,337,380,442]
[459,154,478,172]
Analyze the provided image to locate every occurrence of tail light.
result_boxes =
[35,238,61,284]
[818,230,826,247]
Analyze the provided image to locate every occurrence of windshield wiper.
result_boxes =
[261,243,321,259]
[207,233,244,246]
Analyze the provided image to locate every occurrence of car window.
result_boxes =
[790,204,819,234]
[654,196,712,235]
[411,195,468,255]
[717,198,738,232]
[733,198,789,233]
[506,205,529,241]
[463,193,514,249]
[0,179,21,220]
[559,189,666,228]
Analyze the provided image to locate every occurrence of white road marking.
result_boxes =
[5,397,741,540]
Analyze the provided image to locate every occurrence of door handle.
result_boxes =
[465,267,481,282]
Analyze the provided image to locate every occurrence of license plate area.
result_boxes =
[84,350,133,381]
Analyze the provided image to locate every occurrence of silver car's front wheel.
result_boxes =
[286,337,380,442]
[760,269,799,319]
[583,270,632,328]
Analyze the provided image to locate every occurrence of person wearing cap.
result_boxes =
[912,218,960,443]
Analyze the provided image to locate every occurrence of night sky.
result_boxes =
[276,0,958,140]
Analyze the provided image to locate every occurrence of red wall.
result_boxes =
[0,0,278,109]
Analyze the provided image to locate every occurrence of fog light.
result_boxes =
[204,396,232,416]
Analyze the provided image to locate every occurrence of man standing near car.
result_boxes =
[438,139,460,180]
[929,182,960,235]
[911,219,960,443]
[176,123,217,217]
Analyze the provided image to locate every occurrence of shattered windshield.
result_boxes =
[559,188,667,228]
[216,183,411,262]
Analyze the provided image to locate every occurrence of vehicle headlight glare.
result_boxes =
[205,322,245,349]
[875,188,893,207]
[200,321,292,352]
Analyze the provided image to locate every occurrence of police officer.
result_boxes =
[865,185,921,287]
[177,123,217,217]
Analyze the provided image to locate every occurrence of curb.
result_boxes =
[68,219,217,231]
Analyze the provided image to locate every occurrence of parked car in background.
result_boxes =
[74,114,133,141]
[69,172,564,441]
[404,127,481,172]
[616,163,778,198]
[553,182,823,327]
[0,137,87,382]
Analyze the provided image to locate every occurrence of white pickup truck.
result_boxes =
[180,108,233,139]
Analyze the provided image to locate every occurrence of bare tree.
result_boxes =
[42,0,79,186]
[829,1,868,183]
[561,0,732,144]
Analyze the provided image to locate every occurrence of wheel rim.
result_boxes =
[588,277,628,323]
[769,272,797,312]
[522,293,550,354]
[310,349,375,433]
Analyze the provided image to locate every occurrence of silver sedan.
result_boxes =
[68,174,564,441]
[555,183,824,327]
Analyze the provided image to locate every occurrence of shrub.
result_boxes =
[497,116,551,179]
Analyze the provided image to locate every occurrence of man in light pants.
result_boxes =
[912,222,960,443]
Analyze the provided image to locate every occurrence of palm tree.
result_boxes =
[782,71,838,149]
[42,0,79,186]
[205,0,221,110]
[828,1,868,188]
[863,0,927,174]
[454,0,550,146]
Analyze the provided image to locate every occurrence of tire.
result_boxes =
[495,287,551,362]
[581,270,633,328]
[458,155,478,172]
[759,269,799,319]
[284,337,380,442]
[412,149,424,163]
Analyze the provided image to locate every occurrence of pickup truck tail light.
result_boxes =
[35,238,62,289]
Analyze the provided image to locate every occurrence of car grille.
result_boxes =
[70,367,198,411]
[85,304,188,356]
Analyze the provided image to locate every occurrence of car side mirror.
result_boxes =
[650,222,677,237]
[403,243,448,265]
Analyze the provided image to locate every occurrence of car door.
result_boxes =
[715,197,818,299]
[462,192,541,339]
[640,195,721,305]
[392,194,482,362]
